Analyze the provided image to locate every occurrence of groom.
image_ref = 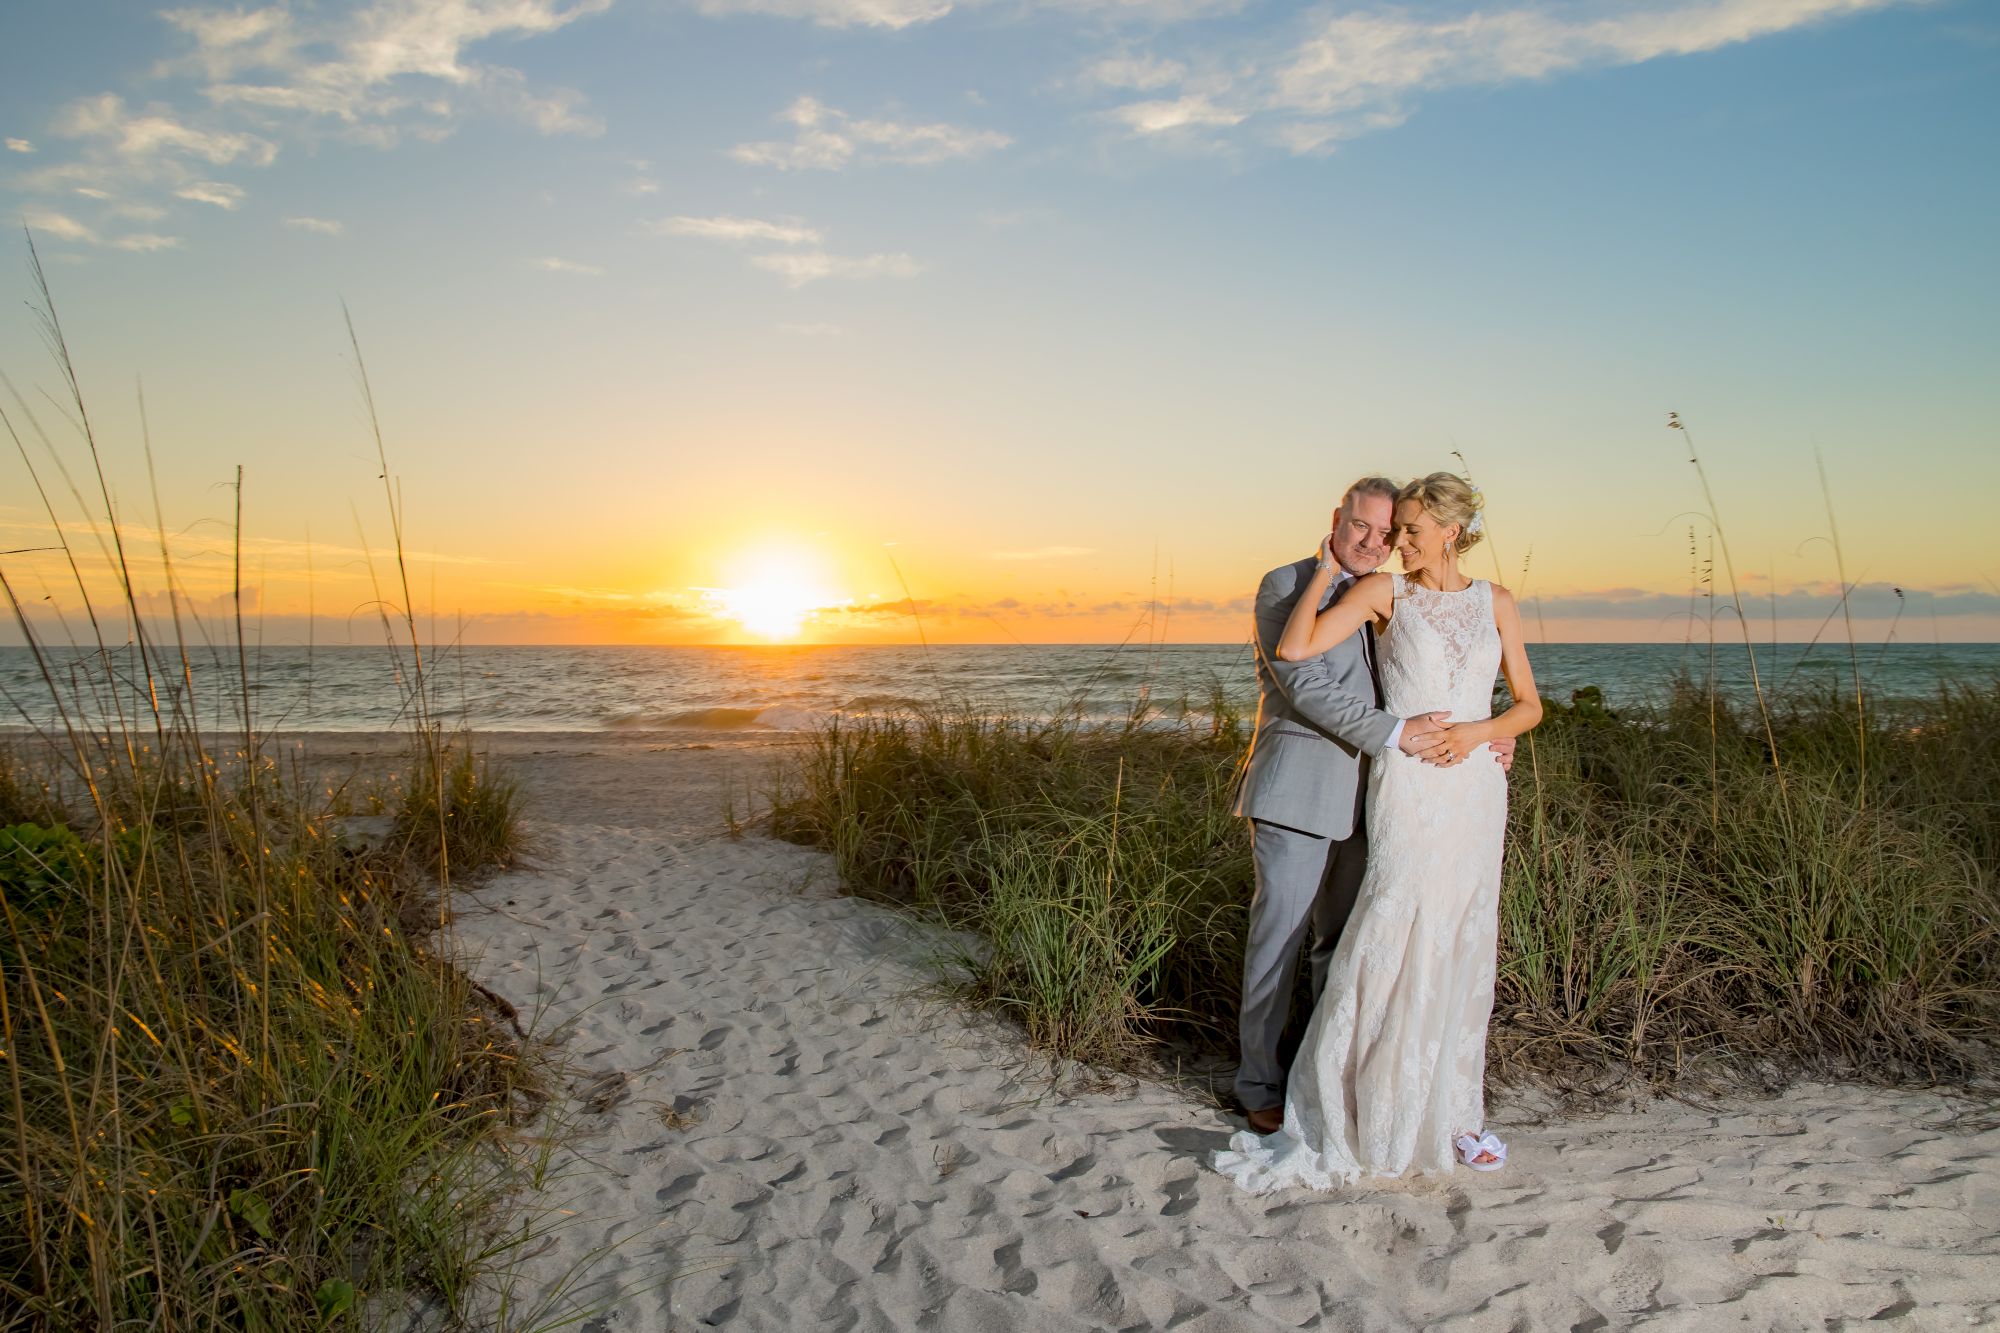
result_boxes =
[1232,475,1513,1134]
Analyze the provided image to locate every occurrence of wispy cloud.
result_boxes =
[26,91,279,198]
[283,216,342,235]
[653,210,917,286]
[21,206,181,252]
[174,179,244,209]
[1096,0,1912,153]
[166,0,610,138]
[683,0,1245,30]
[685,0,955,30]
[750,250,921,286]
[21,209,100,245]
[535,256,605,275]
[11,0,611,238]
[731,95,1011,170]
[651,215,822,246]
[1108,94,1244,134]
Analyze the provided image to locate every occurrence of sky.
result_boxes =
[0,0,1995,647]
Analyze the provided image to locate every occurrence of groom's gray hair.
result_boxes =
[1340,476,1400,514]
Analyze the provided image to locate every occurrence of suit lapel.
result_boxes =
[1323,570,1386,706]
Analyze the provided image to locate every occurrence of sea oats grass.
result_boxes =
[1,241,560,1330]
[774,678,1999,1093]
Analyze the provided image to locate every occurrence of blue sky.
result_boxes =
[1,0,1996,644]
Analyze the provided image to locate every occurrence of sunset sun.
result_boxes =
[702,549,842,641]
[715,577,820,639]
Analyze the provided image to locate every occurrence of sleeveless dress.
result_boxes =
[1215,574,1509,1191]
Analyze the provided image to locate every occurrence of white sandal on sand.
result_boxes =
[1454,1132,1507,1172]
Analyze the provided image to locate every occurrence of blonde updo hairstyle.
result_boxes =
[1399,472,1484,555]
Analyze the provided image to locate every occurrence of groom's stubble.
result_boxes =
[1331,490,1396,578]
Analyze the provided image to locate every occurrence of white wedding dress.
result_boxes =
[1215,573,1509,1192]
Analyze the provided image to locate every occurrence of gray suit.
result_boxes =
[1232,556,1400,1112]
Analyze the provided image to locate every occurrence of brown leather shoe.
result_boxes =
[1246,1105,1283,1135]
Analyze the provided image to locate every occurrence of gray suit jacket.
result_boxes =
[1233,557,1399,840]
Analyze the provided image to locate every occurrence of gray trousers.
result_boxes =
[1234,817,1370,1112]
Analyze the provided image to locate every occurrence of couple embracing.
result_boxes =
[1215,472,1542,1193]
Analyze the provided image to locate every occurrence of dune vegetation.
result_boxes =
[2,251,546,1329]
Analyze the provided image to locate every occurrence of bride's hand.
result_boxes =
[1315,533,1338,574]
[1435,721,1494,767]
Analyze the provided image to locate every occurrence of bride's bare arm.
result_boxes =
[1276,567,1393,662]
[1456,587,1543,748]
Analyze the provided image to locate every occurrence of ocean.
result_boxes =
[2,641,1995,735]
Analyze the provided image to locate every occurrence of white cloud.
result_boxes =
[171,0,611,140]
[653,215,822,246]
[1272,108,1410,156]
[750,250,922,286]
[1090,0,1911,154]
[159,4,300,81]
[22,209,182,253]
[175,180,246,209]
[4,138,32,153]
[681,0,1244,27]
[283,216,343,235]
[54,92,277,167]
[1109,94,1244,134]
[0,0,599,210]
[653,211,917,286]
[535,256,605,275]
[732,96,1011,170]
[685,0,954,29]
[477,66,606,137]
[22,210,99,245]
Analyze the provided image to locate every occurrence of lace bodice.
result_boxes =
[1378,574,1501,723]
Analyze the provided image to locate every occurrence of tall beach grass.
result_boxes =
[1,246,548,1328]
[772,671,1998,1094]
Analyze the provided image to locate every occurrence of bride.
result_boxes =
[1214,472,1542,1190]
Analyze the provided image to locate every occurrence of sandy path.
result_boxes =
[445,768,2000,1331]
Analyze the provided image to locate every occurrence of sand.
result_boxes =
[333,732,1999,1331]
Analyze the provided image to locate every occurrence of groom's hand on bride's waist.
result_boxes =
[1398,712,1455,765]
[1399,714,1519,772]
